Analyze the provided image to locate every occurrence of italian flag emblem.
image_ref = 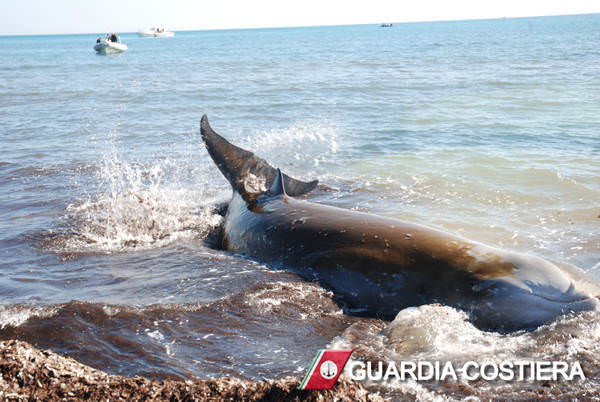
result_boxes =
[299,349,353,390]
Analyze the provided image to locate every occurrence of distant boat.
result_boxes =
[94,33,127,54]
[380,23,393,27]
[137,26,175,38]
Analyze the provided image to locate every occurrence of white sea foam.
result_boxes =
[54,151,224,252]
[382,305,535,360]
[147,329,165,341]
[0,305,57,329]
[239,122,339,175]
[243,281,342,318]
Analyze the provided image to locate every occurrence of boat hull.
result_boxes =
[137,31,174,38]
[94,41,127,54]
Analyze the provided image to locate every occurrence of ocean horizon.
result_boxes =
[1,12,598,37]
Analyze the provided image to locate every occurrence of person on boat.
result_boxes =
[110,33,117,42]
[96,37,101,43]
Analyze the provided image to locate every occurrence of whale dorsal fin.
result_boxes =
[201,115,318,200]
[267,168,287,197]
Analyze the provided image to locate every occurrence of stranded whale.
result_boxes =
[200,115,598,331]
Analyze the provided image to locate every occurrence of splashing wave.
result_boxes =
[42,153,223,253]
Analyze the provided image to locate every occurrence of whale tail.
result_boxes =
[200,115,318,199]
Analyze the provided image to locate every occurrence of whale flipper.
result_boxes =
[201,115,318,199]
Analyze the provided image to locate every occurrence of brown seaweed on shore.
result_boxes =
[0,340,385,401]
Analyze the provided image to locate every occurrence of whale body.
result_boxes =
[201,115,598,331]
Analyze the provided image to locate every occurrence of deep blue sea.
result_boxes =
[1,14,600,399]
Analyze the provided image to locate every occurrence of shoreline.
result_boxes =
[0,339,383,401]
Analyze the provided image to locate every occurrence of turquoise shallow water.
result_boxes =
[1,14,600,398]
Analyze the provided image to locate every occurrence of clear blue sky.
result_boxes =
[2,0,600,35]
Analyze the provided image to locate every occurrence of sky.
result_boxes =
[1,0,600,35]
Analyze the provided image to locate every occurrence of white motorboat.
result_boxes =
[137,26,174,38]
[94,33,127,54]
